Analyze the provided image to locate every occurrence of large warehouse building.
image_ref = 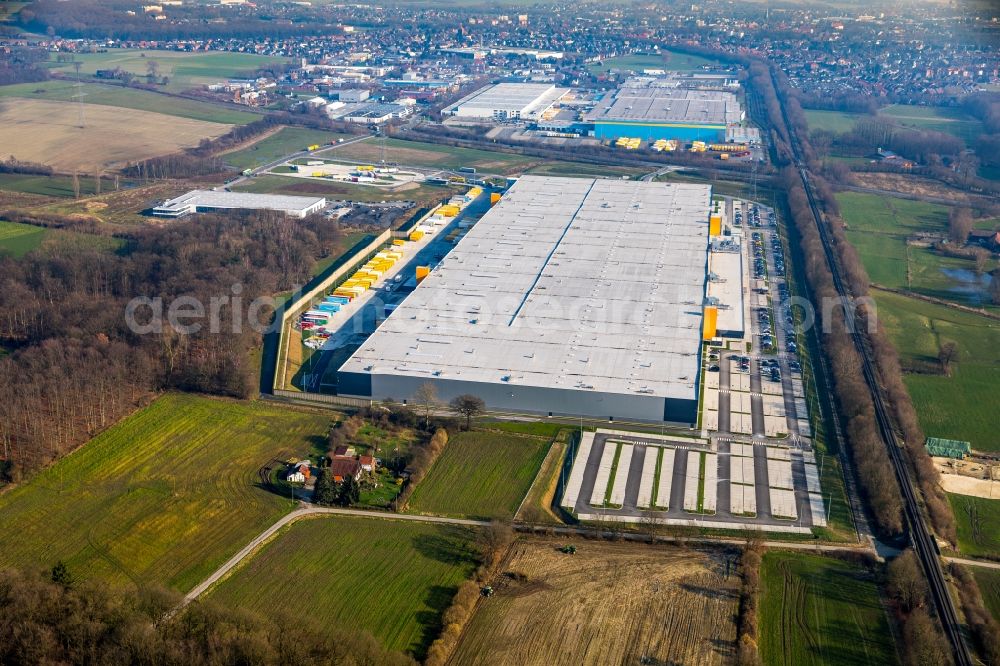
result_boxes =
[583,77,744,141]
[442,82,567,120]
[338,176,713,423]
[151,190,327,219]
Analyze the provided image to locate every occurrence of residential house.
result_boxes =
[330,458,362,483]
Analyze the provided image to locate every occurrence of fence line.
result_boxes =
[273,229,391,392]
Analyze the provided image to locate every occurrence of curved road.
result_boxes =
[180,505,489,607]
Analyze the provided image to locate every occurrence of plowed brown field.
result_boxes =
[450,539,740,666]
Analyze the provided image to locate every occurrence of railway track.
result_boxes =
[769,70,972,666]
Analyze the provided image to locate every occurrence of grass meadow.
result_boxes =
[223,126,352,170]
[759,552,897,666]
[973,567,1000,623]
[0,79,258,124]
[805,104,982,147]
[0,220,46,257]
[948,493,1000,559]
[328,137,534,174]
[406,430,551,519]
[873,290,999,451]
[205,516,479,659]
[0,393,332,592]
[46,50,293,94]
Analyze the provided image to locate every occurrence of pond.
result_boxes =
[941,267,993,306]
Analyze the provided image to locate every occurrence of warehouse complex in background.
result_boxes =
[583,77,744,141]
[338,176,715,423]
[151,190,327,219]
[443,82,568,120]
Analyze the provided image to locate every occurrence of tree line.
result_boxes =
[0,564,414,665]
[743,57,963,662]
[0,211,345,482]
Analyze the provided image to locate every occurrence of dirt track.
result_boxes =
[450,539,740,666]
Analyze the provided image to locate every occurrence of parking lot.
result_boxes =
[560,199,827,533]
[561,430,825,533]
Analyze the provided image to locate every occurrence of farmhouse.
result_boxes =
[329,458,363,483]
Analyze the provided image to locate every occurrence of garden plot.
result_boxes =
[589,440,618,507]
[766,447,791,461]
[730,456,756,486]
[704,371,719,389]
[731,413,753,435]
[770,488,798,520]
[684,451,704,512]
[607,444,634,508]
[803,461,822,494]
[636,447,658,509]
[731,392,753,414]
[560,432,595,510]
[731,374,751,392]
[703,453,718,513]
[762,395,786,417]
[763,416,786,438]
[684,452,701,512]
[761,380,783,395]
[731,483,757,517]
[767,458,794,490]
[655,448,675,510]
[794,398,809,418]
[808,494,827,527]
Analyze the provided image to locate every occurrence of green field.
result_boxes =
[223,127,352,170]
[525,160,646,179]
[588,49,725,75]
[948,494,1000,559]
[759,552,898,666]
[328,137,534,174]
[0,80,258,124]
[233,173,454,205]
[804,109,864,135]
[0,393,332,592]
[804,104,982,147]
[47,50,292,94]
[205,516,478,658]
[874,290,999,451]
[0,219,46,257]
[837,192,997,305]
[879,104,983,146]
[406,430,550,519]
[973,568,1000,623]
[0,173,119,198]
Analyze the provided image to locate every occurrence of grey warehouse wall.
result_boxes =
[338,371,697,424]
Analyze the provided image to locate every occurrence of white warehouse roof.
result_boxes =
[585,78,744,126]
[442,82,567,118]
[151,190,327,218]
[340,176,712,403]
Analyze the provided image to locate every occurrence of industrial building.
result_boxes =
[338,176,714,423]
[583,77,744,141]
[151,190,327,219]
[442,82,567,120]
